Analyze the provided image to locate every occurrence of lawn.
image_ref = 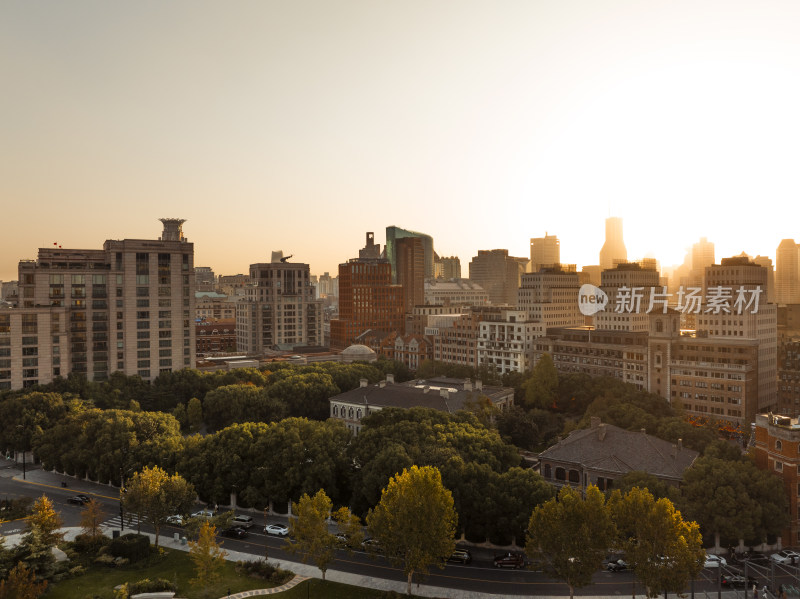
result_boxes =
[279,579,432,599]
[45,547,281,599]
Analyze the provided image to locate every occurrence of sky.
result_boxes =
[2,0,799,280]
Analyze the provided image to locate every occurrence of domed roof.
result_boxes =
[341,344,377,361]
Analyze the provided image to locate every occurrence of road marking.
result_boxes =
[17,478,120,502]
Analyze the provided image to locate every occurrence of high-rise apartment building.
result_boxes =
[529,234,560,273]
[476,307,544,375]
[235,256,322,353]
[435,255,461,280]
[699,257,777,411]
[594,260,661,332]
[776,239,800,305]
[468,249,527,306]
[395,236,425,314]
[517,264,583,331]
[330,233,405,350]
[385,226,434,282]
[6,219,195,389]
[599,217,627,271]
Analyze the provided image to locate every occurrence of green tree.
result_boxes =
[524,353,558,409]
[614,471,680,503]
[367,465,457,595]
[680,455,787,548]
[187,397,203,432]
[0,562,48,599]
[18,495,63,579]
[333,506,364,551]
[526,485,615,599]
[188,521,227,591]
[121,466,195,549]
[609,487,704,598]
[286,490,336,579]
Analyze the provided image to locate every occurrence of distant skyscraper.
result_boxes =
[396,236,425,314]
[599,217,627,271]
[435,255,461,280]
[468,249,527,306]
[776,239,800,305]
[195,266,215,292]
[690,237,714,289]
[385,226,434,282]
[330,233,405,350]
[529,234,560,273]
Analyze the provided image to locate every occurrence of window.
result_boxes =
[777,440,783,451]
[776,461,784,472]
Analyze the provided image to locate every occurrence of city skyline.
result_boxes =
[3,1,800,279]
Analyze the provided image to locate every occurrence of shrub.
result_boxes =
[235,559,292,585]
[71,533,110,555]
[128,577,176,595]
[109,533,150,563]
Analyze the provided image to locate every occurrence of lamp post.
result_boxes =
[119,467,125,532]
[15,425,26,480]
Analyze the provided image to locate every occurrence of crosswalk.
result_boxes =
[102,514,144,530]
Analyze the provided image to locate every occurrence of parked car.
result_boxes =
[264,524,289,537]
[493,552,525,569]
[191,509,215,519]
[232,515,254,529]
[704,554,728,568]
[361,538,383,553]
[447,549,472,564]
[722,574,759,589]
[771,550,800,565]
[221,526,249,539]
[334,533,350,547]
[166,515,184,526]
[607,559,630,572]
[67,495,91,505]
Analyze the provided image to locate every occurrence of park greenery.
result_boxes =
[0,354,791,592]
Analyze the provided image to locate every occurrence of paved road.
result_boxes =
[2,463,799,598]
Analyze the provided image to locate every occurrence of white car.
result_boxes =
[191,509,215,519]
[166,515,184,526]
[771,550,800,564]
[264,524,289,536]
[704,554,727,568]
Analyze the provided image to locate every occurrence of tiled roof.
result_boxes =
[539,422,698,481]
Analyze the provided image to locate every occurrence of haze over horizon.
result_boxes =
[2,1,799,280]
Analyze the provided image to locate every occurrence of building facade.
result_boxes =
[10,218,195,388]
[476,307,544,375]
[235,258,323,353]
[468,249,527,306]
[424,279,488,307]
[517,264,583,331]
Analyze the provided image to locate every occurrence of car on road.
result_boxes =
[67,495,91,505]
[771,550,800,565]
[607,559,630,572]
[361,538,383,553]
[704,554,728,568]
[447,549,472,564]
[232,515,254,529]
[221,526,249,539]
[190,509,215,519]
[493,552,525,569]
[166,515,184,526]
[722,574,759,589]
[264,524,289,537]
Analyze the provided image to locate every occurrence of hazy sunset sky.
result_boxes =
[2,1,799,281]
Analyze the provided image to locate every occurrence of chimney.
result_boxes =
[590,416,601,429]
[440,389,449,399]
[464,378,473,391]
[598,423,607,441]
[386,373,395,384]
[476,379,483,390]
[360,378,368,388]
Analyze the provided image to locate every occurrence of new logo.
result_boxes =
[578,284,608,316]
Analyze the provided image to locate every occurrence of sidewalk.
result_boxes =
[4,465,745,599]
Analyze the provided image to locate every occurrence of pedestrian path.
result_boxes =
[102,514,143,530]
[221,575,309,598]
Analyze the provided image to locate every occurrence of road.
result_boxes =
[0,468,796,597]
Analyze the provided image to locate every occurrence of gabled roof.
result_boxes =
[539,422,698,481]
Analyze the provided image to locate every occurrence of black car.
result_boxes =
[493,552,525,569]
[447,549,472,564]
[220,526,248,539]
[67,495,91,505]
[607,559,630,572]
[722,574,759,589]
